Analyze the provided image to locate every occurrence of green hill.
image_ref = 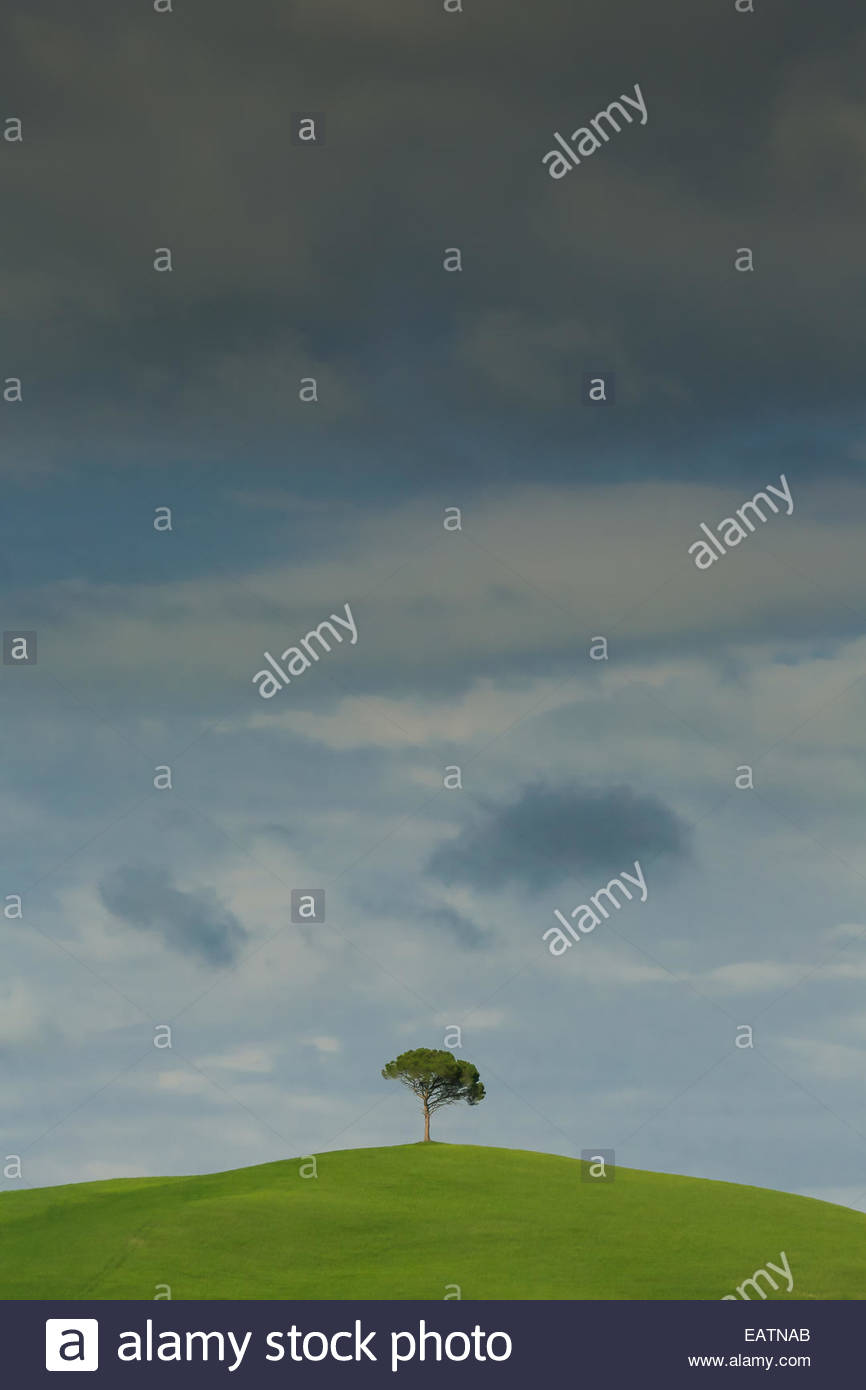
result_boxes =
[2,1143,864,1299]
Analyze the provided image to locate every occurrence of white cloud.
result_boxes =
[303,1036,341,1054]
[692,955,866,995]
[560,949,672,987]
[242,677,578,750]
[822,923,866,944]
[695,961,808,993]
[461,1008,507,1031]
[155,1070,212,1095]
[780,1037,866,1081]
[0,983,44,1046]
[196,1046,274,1074]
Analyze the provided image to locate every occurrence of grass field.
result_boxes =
[1,1143,864,1299]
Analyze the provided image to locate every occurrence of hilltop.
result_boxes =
[2,1143,864,1299]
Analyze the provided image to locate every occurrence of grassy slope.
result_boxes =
[1,1143,864,1299]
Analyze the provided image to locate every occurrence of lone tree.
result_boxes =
[382,1048,485,1142]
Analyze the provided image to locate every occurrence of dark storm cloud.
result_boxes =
[98,864,248,966]
[2,0,865,486]
[428,782,689,891]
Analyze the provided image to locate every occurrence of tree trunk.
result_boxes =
[423,1102,431,1142]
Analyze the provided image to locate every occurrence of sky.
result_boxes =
[3,0,866,1218]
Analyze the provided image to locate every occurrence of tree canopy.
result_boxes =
[382,1047,485,1141]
